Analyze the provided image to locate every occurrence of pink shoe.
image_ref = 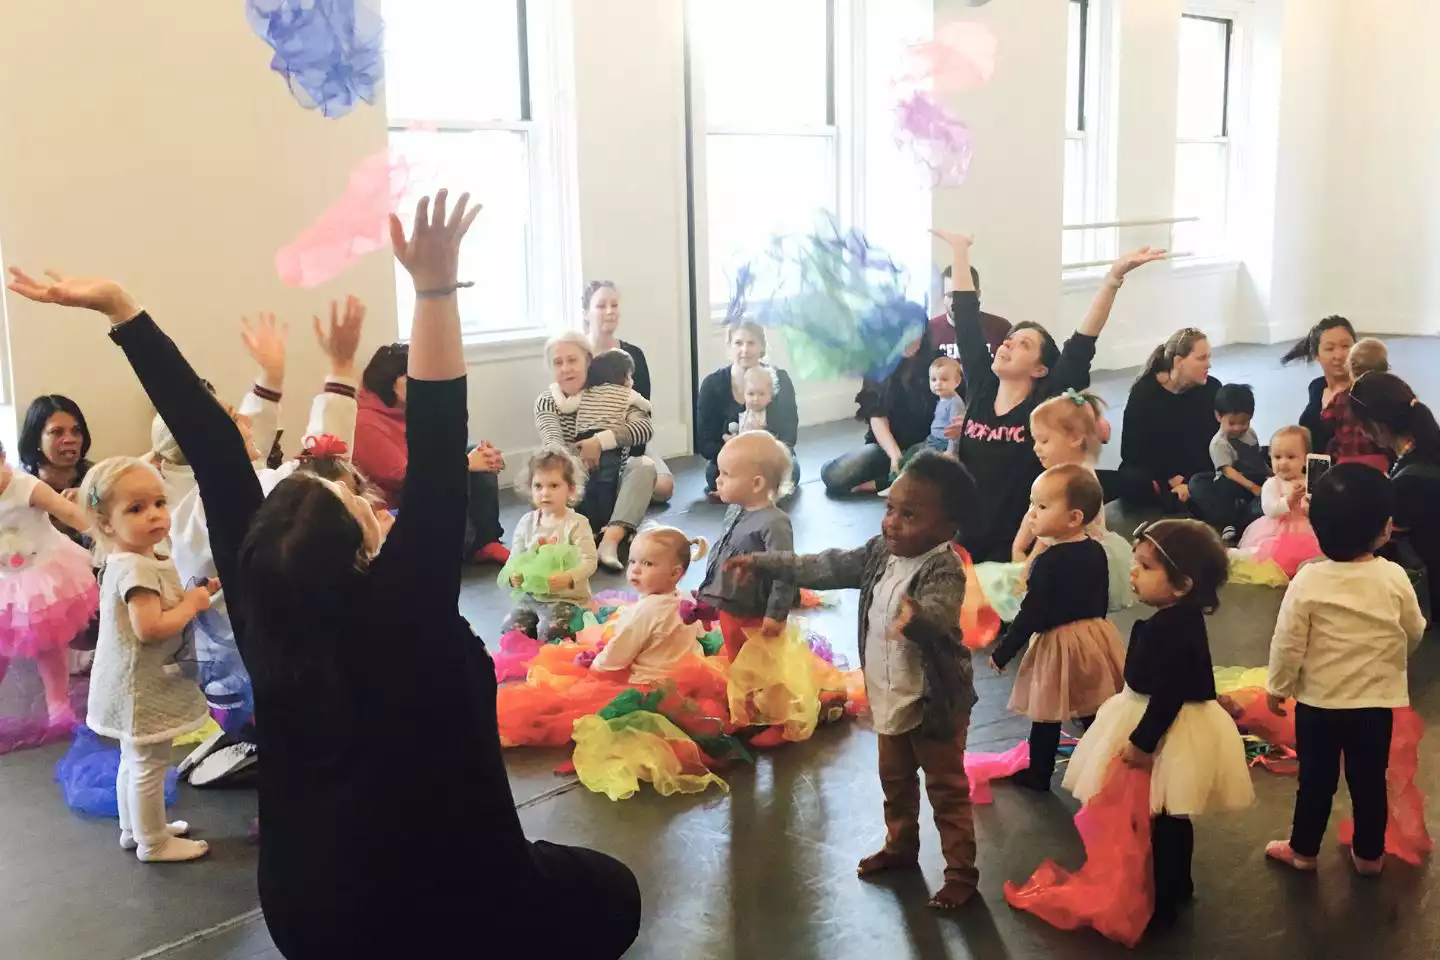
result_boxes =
[1350,852,1384,877]
[1265,841,1318,871]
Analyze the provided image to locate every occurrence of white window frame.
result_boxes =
[384,0,581,349]
[1174,4,1249,259]
[688,0,860,322]
[1062,0,1118,272]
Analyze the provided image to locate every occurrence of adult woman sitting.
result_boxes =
[1097,328,1220,509]
[582,279,674,502]
[1285,315,1391,469]
[935,230,1164,562]
[354,342,509,565]
[1350,371,1440,623]
[536,332,658,570]
[6,189,640,958]
[696,321,799,496]
[18,395,94,544]
[820,329,938,495]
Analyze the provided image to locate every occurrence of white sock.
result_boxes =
[137,836,210,863]
[120,820,189,850]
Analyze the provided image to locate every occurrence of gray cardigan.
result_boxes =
[698,505,795,621]
[752,536,976,739]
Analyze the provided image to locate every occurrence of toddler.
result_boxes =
[1265,464,1425,876]
[927,356,964,456]
[1234,425,1322,577]
[1015,389,1132,611]
[1195,383,1269,544]
[696,431,795,659]
[79,457,217,863]
[590,526,709,684]
[725,452,980,909]
[502,451,598,642]
[1063,519,1252,927]
[551,348,650,534]
[0,441,99,729]
[991,465,1126,790]
[730,366,776,436]
[1337,339,1393,472]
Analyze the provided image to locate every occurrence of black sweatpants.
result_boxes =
[1289,703,1393,861]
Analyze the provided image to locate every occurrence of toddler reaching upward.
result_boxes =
[590,527,709,684]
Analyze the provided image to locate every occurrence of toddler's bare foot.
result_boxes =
[927,881,976,910]
[857,848,918,878]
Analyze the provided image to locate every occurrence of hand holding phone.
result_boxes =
[1306,453,1332,497]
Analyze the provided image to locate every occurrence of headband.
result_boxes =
[299,434,350,460]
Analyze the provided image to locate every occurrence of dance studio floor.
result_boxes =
[6,337,1440,960]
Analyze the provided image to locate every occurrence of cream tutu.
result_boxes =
[1008,618,1126,722]
[1063,687,1254,816]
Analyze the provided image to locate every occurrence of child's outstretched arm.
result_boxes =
[898,561,966,644]
[28,479,92,539]
[760,518,797,623]
[305,297,365,449]
[238,311,288,459]
[127,580,218,643]
[732,542,871,593]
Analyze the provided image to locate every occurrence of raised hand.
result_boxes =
[241,312,289,386]
[6,268,139,322]
[389,188,482,291]
[1109,247,1168,279]
[313,296,366,375]
[928,228,974,252]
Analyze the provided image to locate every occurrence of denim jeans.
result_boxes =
[821,444,890,495]
[1187,471,1262,533]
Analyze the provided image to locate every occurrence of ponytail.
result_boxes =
[636,526,709,573]
[688,536,710,563]
[1281,315,1355,366]
[1136,327,1207,385]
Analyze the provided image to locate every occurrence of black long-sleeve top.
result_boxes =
[1298,376,1331,456]
[1118,374,1221,485]
[952,291,1096,562]
[619,339,651,456]
[992,538,1110,668]
[695,364,799,461]
[109,314,535,952]
[1123,604,1218,753]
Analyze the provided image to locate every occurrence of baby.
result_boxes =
[730,366,776,436]
[928,356,964,456]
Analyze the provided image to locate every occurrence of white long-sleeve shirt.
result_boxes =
[1267,557,1426,709]
[510,507,598,603]
[590,590,701,685]
[169,375,358,589]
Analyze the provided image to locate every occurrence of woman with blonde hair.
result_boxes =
[696,320,800,498]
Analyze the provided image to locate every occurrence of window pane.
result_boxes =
[390,130,531,336]
[1066,0,1083,133]
[1062,137,1086,264]
[383,0,523,122]
[1177,16,1229,139]
[1173,140,1227,254]
[696,0,829,127]
[706,133,836,305]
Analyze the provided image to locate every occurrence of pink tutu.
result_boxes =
[1237,516,1321,579]
[0,539,99,659]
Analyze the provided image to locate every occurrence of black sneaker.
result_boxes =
[1221,525,1239,546]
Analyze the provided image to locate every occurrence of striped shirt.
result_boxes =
[534,384,654,454]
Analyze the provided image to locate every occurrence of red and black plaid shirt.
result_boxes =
[1323,390,1392,472]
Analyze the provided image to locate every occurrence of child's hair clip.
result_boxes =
[87,486,102,509]
[1063,388,1086,406]
[299,434,349,459]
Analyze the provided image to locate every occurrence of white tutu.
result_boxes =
[1062,687,1254,816]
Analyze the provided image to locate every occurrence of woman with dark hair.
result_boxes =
[696,320,800,497]
[1284,315,1391,469]
[1097,328,1220,508]
[6,189,641,958]
[18,395,93,543]
[1349,371,1440,622]
[354,341,509,565]
[933,230,1164,562]
[582,280,673,502]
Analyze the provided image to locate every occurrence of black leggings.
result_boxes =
[1289,704,1392,861]
[1152,813,1194,914]
[1026,716,1095,783]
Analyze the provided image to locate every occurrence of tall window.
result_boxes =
[693,0,839,311]
[384,0,577,341]
[1062,0,1113,268]
[1174,13,1232,256]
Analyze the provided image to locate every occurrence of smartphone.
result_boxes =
[1306,453,1332,496]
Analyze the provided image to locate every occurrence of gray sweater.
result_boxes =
[697,504,795,621]
[752,536,976,740]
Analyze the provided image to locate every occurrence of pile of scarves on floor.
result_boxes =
[494,594,867,801]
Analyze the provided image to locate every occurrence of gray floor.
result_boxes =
[5,338,1440,960]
